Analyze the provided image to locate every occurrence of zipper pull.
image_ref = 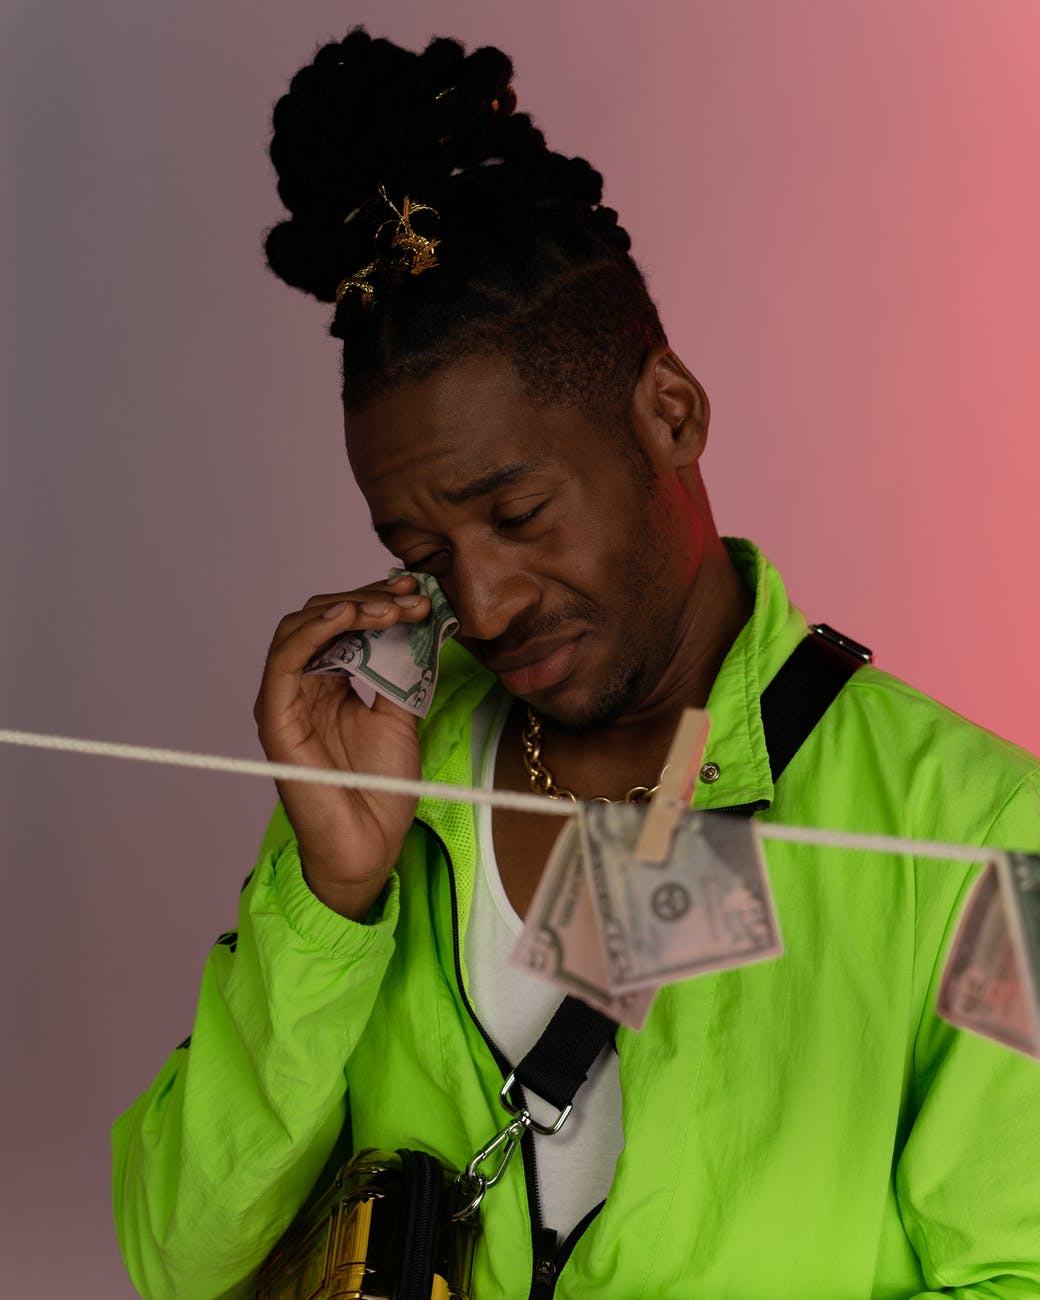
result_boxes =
[531,1228,558,1298]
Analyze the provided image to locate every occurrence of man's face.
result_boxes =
[346,352,704,729]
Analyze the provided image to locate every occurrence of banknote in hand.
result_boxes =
[938,852,1040,1060]
[303,570,459,719]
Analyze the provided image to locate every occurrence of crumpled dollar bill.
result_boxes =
[303,570,459,719]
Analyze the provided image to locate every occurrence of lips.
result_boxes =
[488,635,583,695]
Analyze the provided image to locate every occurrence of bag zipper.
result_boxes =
[396,1148,441,1300]
[417,818,548,1299]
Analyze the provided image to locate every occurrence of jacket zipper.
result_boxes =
[709,799,769,818]
[417,819,547,1298]
[530,1227,559,1299]
[536,1199,608,1297]
[527,1195,608,1298]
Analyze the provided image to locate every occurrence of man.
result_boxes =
[113,28,1040,1299]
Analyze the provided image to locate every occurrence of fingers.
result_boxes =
[255,577,432,729]
[271,585,430,657]
[256,605,356,739]
[301,572,416,610]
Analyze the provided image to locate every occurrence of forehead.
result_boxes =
[344,353,606,497]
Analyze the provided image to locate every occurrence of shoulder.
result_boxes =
[772,654,1040,851]
[831,663,1040,845]
[842,664,1038,775]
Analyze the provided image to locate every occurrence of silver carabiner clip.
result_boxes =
[452,1073,575,1221]
[451,1115,527,1222]
[465,1115,527,1190]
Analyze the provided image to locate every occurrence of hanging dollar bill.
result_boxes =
[580,803,783,995]
[510,816,657,1030]
[303,570,459,719]
[938,852,1040,1060]
[512,802,783,1026]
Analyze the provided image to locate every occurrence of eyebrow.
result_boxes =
[443,458,545,505]
[372,458,546,544]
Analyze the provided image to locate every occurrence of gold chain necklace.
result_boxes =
[521,705,663,804]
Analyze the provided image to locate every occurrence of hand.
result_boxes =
[254,573,432,919]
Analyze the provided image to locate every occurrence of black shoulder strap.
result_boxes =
[759,623,872,784]
[512,623,873,1113]
[509,998,618,1112]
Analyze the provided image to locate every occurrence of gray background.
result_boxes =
[2,2,1039,1296]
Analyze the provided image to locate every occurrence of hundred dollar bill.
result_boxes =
[303,570,459,720]
[937,853,1040,1060]
[511,817,656,1030]
[581,804,783,995]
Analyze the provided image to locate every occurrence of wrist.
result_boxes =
[300,865,391,921]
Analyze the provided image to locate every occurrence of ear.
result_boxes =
[630,347,710,469]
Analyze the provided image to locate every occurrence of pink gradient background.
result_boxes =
[1,2,1038,1295]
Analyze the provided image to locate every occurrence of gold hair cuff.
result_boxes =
[335,185,440,309]
[335,261,377,306]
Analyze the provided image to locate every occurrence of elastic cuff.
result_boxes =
[270,841,400,959]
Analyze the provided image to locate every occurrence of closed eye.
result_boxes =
[400,549,446,571]
[500,502,547,529]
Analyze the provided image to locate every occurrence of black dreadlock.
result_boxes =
[264,28,667,427]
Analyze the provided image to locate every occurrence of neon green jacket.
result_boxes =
[112,541,1040,1299]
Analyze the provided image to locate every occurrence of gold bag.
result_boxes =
[257,1148,478,1300]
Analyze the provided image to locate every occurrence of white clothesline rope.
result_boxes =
[0,726,1002,865]
[0,727,573,818]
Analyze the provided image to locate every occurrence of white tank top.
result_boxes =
[464,691,624,1242]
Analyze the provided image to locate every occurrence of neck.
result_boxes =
[513,534,754,801]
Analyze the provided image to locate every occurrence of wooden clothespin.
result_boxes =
[633,708,711,863]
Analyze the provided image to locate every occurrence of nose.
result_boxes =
[445,544,539,643]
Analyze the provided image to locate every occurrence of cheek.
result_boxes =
[549,478,672,605]
[589,493,653,561]
[560,526,632,605]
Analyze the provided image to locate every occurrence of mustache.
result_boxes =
[462,598,603,658]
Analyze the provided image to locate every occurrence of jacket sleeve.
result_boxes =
[111,803,401,1300]
[899,771,1040,1299]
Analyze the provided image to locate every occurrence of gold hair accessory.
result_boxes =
[375,186,441,274]
[435,82,513,110]
[435,86,456,145]
[433,83,511,142]
[335,261,377,306]
[490,84,515,113]
[335,185,440,308]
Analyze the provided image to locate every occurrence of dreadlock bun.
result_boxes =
[263,27,663,422]
[265,28,630,312]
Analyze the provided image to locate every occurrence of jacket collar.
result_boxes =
[693,538,808,813]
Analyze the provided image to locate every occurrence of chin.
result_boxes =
[533,663,646,734]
